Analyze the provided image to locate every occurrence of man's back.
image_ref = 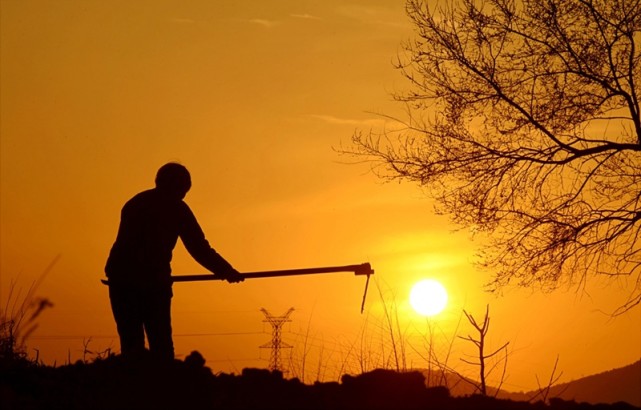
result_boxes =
[105,188,187,286]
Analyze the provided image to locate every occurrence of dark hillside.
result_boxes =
[522,361,641,407]
[1,353,639,410]
[420,361,640,407]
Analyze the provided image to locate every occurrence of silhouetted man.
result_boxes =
[105,162,243,363]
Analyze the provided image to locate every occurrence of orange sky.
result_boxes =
[1,0,639,391]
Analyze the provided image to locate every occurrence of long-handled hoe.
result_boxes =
[102,263,374,313]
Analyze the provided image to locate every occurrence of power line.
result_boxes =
[175,331,264,337]
[30,331,264,340]
[30,335,117,340]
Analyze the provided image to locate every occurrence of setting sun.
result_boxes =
[409,279,448,317]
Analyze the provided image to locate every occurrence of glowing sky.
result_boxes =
[1,0,639,391]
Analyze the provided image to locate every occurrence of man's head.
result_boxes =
[155,162,191,199]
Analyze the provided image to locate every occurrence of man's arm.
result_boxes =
[178,204,244,283]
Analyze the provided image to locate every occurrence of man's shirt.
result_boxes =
[105,188,233,287]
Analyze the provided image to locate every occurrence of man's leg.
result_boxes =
[109,285,146,360]
[143,286,174,363]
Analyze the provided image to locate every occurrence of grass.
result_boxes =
[1,258,58,365]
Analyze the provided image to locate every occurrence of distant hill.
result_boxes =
[421,360,641,407]
[518,360,641,407]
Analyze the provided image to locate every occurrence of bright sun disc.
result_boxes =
[410,279,448,316]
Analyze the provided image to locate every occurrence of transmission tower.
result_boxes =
[259,307,294,372]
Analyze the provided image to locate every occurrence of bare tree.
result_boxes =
[349,0,641,312]
[458,305,509,396]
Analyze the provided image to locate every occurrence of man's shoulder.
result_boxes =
[124,189,156,205]
[124,189,192,213]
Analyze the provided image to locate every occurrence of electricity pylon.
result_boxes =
[260,307,294,372]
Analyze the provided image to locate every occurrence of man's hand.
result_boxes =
[221,268,244,283]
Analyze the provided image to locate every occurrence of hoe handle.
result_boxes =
[175,263,372,282]
[100,263,373,284]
